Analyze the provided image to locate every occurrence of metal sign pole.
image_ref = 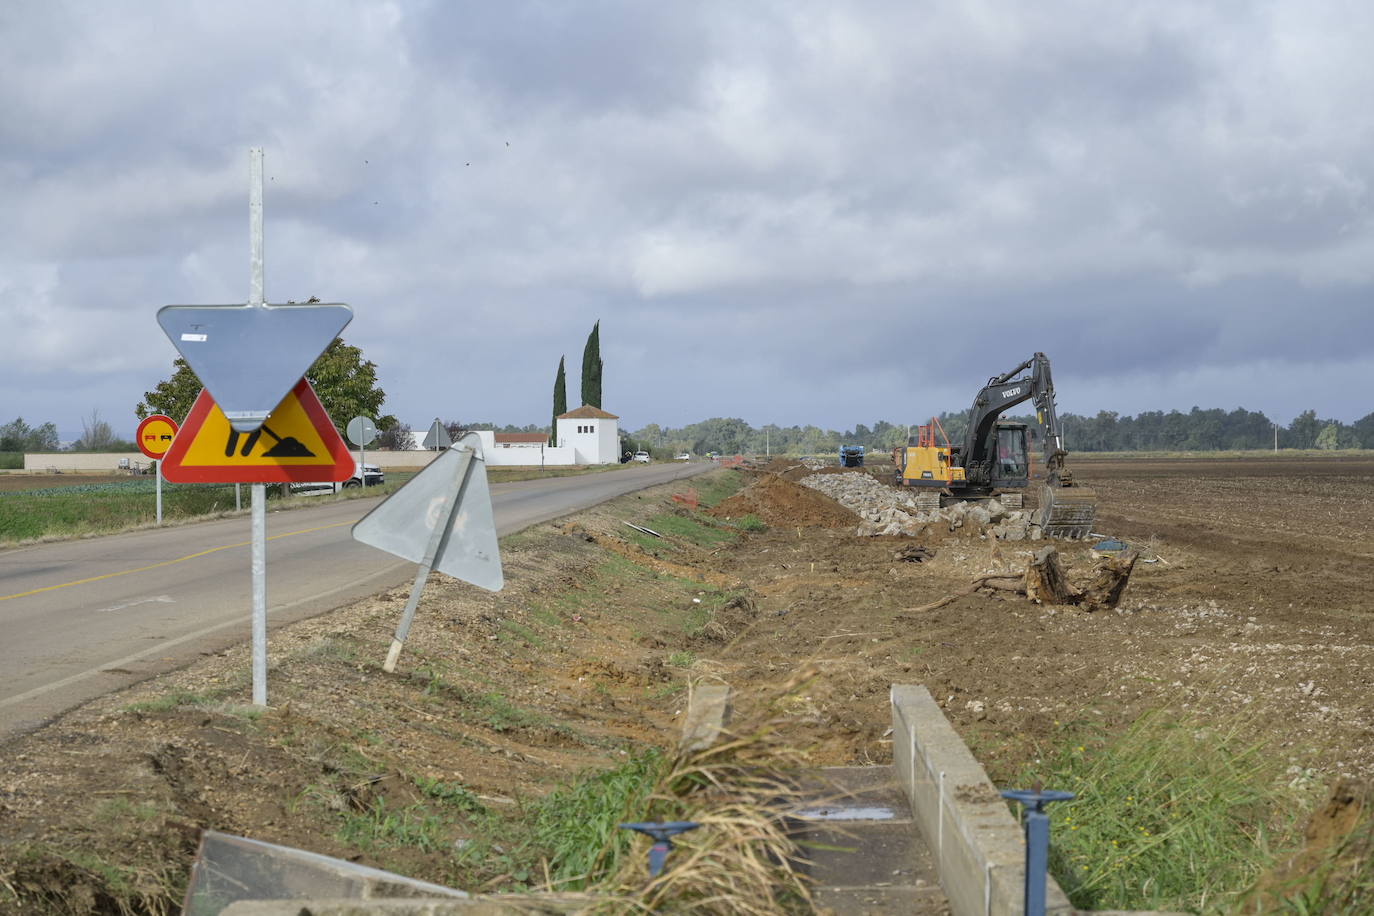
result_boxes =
[248,147,269,707]
[251,482,267,705]
[155,459,163,525]
[236,483,242,510]
[383,447,475,672]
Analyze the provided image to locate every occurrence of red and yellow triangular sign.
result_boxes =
[161,379,355,484]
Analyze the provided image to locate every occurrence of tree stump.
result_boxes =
[1077,551,1138,612]
[1024,546,1078,605]
[1024,546,1138,611]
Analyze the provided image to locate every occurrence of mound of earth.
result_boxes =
[708,473,859,527]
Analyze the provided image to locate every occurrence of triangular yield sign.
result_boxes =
[157,302,352,432]
[352,440,503,592]
[161,379,355,484]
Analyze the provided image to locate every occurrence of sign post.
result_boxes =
[136,414,178,525]
[347,416,378,488]
[422,418,451,452]
[156,148,354,708]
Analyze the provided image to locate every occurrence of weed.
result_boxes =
[336,797,448,853]
[645,512,737,547]
[527,750,669,890]
[692,470,747,508]
[667,650,696,668]
[1014,709,1311,913]
[731,513,767,532]
[416,777,487,814]
[123,689,208,714]
[475,692,553,733]
[499,619,545,648]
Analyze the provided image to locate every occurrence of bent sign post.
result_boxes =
[136,414,178,525]
[353,432,503,672]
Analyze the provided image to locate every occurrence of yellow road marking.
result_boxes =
[0,520,354,602]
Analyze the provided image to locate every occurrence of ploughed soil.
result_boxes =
[1,457,1372,913]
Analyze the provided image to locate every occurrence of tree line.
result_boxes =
[630,406,1374,458]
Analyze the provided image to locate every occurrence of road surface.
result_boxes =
[0,462,711,739]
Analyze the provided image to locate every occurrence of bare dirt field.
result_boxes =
[1,456,1370,913]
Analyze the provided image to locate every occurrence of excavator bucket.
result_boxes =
[1039,483,1097,539]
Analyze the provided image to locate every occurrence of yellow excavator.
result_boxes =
[892,352,1097,538]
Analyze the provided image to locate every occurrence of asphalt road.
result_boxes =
[0,461,711,739]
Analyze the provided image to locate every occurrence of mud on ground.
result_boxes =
[1,458,1372,912]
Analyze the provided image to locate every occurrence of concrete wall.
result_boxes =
[890,684,1074,916]
[23,453,147,473]
[469,432,577,467]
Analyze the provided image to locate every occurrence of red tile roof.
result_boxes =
[556,406,619,420]
[494,433,549,444]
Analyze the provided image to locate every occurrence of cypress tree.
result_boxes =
[581,320,603,408]
[551,356,567,446]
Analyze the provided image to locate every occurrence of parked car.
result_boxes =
[291,463,384,495]
[674,452,691,461]
[343,463,385,488]
[633,451,651,463]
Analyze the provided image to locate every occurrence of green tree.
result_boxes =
[580,320,602,408]
[552,355,567,446]
[1287,409,1321,449]
[137,338,395,435]
[0,417,60,452]
[1316,423,1340,450]
[136,357,203,424]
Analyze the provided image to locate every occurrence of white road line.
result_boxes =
[96,595,176,614]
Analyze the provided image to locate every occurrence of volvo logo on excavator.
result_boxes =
[1002,386,1023,399]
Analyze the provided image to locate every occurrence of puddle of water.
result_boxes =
[794,805,897,821]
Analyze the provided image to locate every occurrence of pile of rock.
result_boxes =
[798,472,1042,540]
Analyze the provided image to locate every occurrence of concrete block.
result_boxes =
[890,685,1075,916]
[679,683,732,751]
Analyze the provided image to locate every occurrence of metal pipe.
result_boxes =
[1001,787,1074,916]
[249,148,264,307]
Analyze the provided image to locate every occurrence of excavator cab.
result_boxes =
[990,423,1029,489]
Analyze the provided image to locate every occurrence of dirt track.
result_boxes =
[1,456,1370,911]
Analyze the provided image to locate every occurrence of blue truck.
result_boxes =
[839,445,865,467]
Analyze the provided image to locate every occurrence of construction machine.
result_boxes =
[892,352,1097,538]
[839,444,865,467]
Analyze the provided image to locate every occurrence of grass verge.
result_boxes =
[1013,709,1313,913]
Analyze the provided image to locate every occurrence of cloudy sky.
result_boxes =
[5,1,1373,440]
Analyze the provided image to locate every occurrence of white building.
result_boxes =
[469,431,576,467]
[555,406,620,464]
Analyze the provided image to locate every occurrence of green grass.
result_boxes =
[1013,710,1312,913]
[498,619,545,648]
[645,512,738,547]
[337,797,448,853]
[0,473,418,544]
[692,470,747,508]
[730,513,767,531]
[667,650,696,668]
[447,750,669,891]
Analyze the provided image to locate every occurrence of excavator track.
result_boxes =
[912,491,942,512]
[1039,483,1097,539]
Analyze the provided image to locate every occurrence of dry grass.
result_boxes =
[586,671,819,914]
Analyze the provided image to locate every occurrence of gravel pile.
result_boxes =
[798,472,1042,540]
